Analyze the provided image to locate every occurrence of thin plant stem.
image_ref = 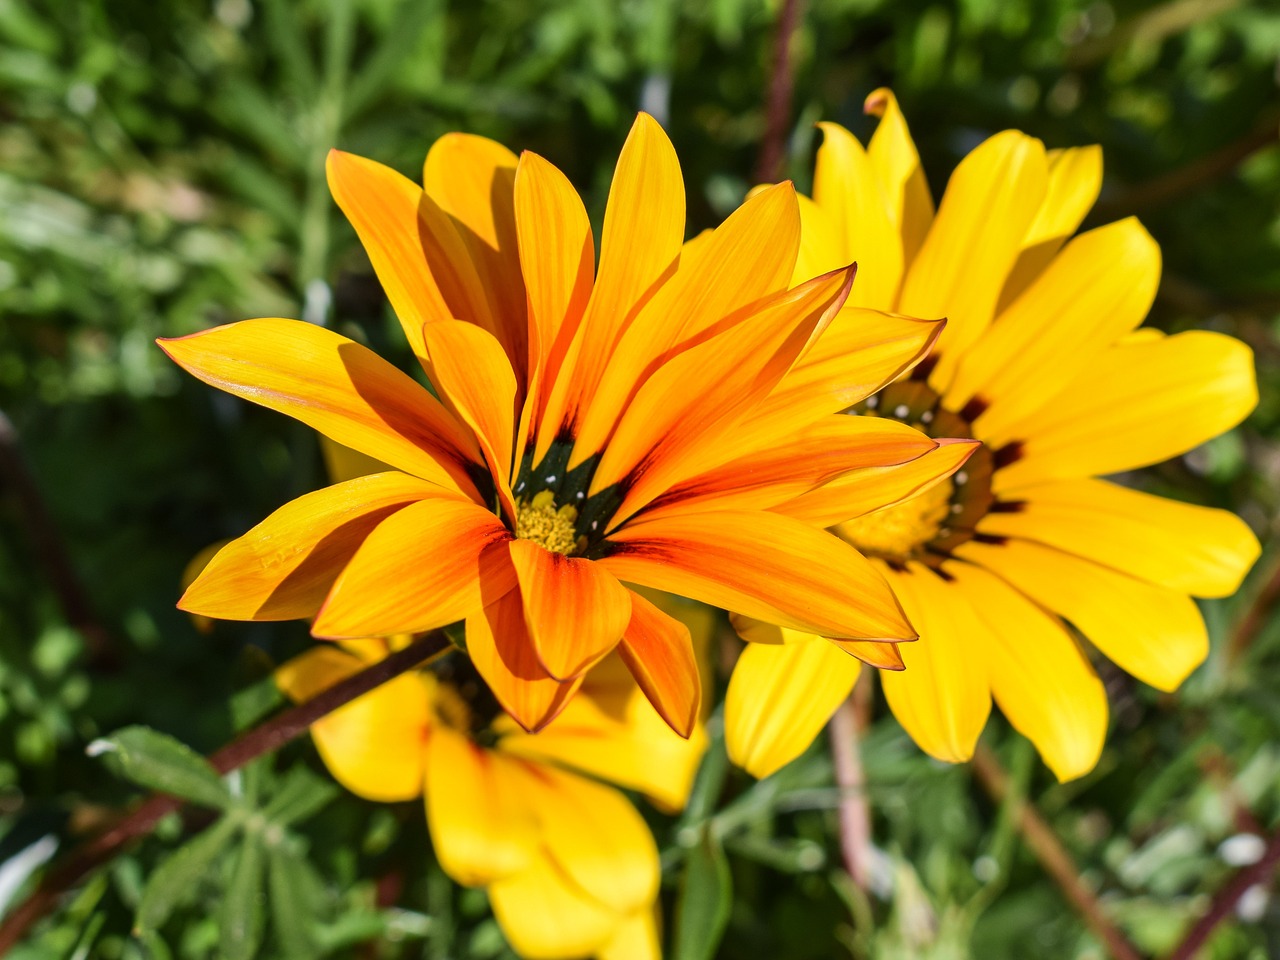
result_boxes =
[0,410,114,666]
[971,744,1143,960]
[1164,827,1280,960]
[0,631,452,954]
[755,0,806,184]
[829,671,872,892]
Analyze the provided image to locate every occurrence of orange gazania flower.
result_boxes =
[165,114,957,735]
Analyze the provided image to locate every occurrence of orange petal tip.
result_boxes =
[863,87,893,116]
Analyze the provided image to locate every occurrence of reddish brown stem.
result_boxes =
[0,631,451,954]
[1164,827,1280,960]
[755,0,806,184]
[972,745,1143,960]
[829,672,872,891]
[1225,552,1280,669]
[0,410,114,666]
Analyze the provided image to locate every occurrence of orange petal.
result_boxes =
[754,308,944,444]
[420,320,518,517]
[180,472,439,621]
[513,150,595,386]
[776,437,979,527]
[535,113,684,462]
[311,496,515,638]
[508,540,633,680]
[615,590,701,738]
[653,414,938,516]
[326,150,491,361]
[601,510,913,641]
[594,264,856,527]
[421,133,528,377]
[422,725,538,885]
[831,638,905,669]
[466,587,583,732]
[158,318,484,498]
[571,180,801,461]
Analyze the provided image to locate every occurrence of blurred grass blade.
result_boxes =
[136,816,240,933]
[673,826,732,960]
[91,726,234,810]
[262,0,318,94]
[345,0,446,118]
[220,833,267,960]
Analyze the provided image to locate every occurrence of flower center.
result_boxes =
[837,478,954,559]
[836,379,997,568]
[514,489,580,555]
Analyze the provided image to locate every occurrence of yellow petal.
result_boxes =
[311,496,515,638]
[656,414,939,516]
[776,438,979,528]
[466,587,583,733]
[949,562,1107,782]
[813,122,902,308]
[724,628,861,778]
[793,193,847,284]
[993,331,1257,484]
[319,435,389,484]
[898,130,1047,391]
[326,150,491,361]
[527,765,660,915]
[420,320,518,516]
[616,590,701,738]
[979,478,1260,598]
[422,133,528,376]
[595,264,855,525]
[508,540,633,680]
[488,852,620,960]
[601,510,914,641]
[878,563,990,763]
[947,218,1160,424]
[158,318,484,498]
[422,725,537,885]
[998,145,1103,309]
[499,648,707,812]
[957,539,1208,692]
[276,646,429,802]
[180,472,439,621]
[864,88,934,268]
[572,180,800,462]
[598,909,661,960]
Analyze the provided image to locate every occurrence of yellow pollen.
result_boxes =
[835,479,954,560]
[515,489,580,555]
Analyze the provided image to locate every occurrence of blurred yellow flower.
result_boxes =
[727,89,1260,782]
[278,629,708,960]
[162,113,960,737]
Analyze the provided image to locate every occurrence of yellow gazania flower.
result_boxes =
[163,113,960,736]
[277,628,709,960]
[726,89,1260,781]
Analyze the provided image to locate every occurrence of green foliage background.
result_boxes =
[0,0,1278,957]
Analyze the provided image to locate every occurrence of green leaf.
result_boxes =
[261,765,339,827]
[220,833,267,960]
[136,816,239,933]
[672,827,732,960]
[91,726,233,810]
[267,845,321,958]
